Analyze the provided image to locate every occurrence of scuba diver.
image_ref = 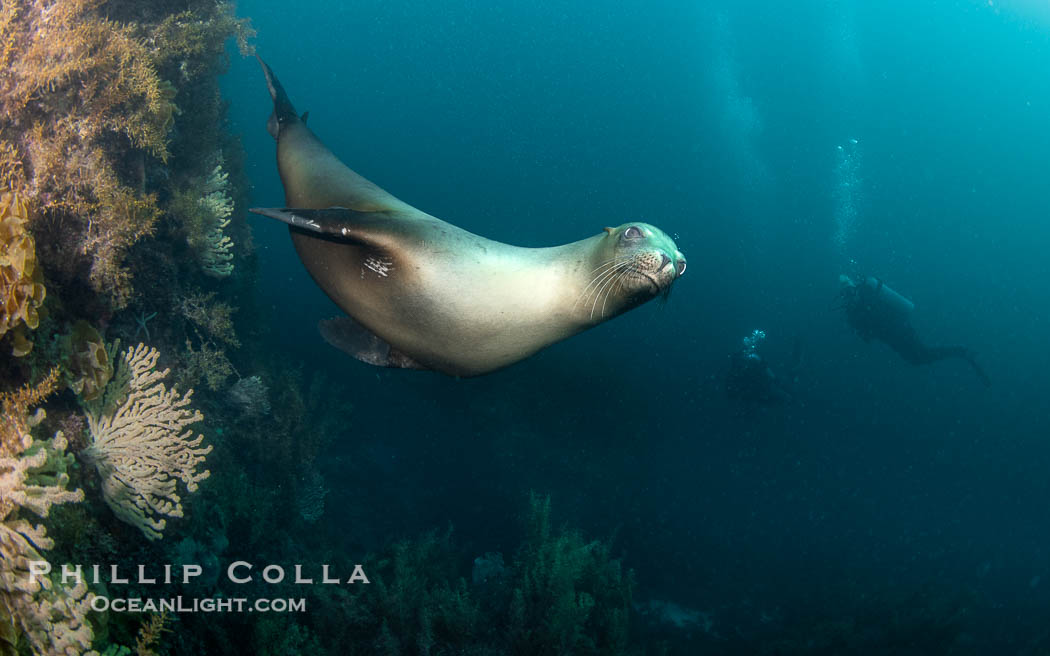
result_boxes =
[725,330,801,406]
[837,274,990,386]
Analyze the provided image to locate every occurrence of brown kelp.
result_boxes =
[0,0,253,309]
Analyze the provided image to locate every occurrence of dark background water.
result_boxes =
[220,0,1050,648]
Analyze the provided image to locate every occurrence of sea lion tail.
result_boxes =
[257,55,300,140]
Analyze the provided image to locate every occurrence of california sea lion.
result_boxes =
[251,58,686,377]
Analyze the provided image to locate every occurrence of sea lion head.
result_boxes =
[574,222,685,322]
[603,222,686,298]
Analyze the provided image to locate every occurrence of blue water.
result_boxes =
[221,0,1050,649]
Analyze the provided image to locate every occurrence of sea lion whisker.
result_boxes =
[591,269,626,320]
[573,262,631,312]
[587,262,631,303]
[588,256,633,274]
[589,258,624,274]
[599,270,623,318]
[574,269,622,315]
[602,268,633,318]
[591,263,631,319]
[580,258,633,290]
[604,267,635,318]
[574,263,628,315]
[600,274,618,318]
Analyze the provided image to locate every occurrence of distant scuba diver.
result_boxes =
[837,274,991,386]
[725,330,802,406]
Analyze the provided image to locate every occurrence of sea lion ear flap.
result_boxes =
[603,227,615,235]
[249,206,395,246]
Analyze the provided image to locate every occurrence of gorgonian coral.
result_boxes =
[171,161,236,279]
[83,343,211,541]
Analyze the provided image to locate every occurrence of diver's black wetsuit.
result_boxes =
[726,351,791,406]
[844,278,991,386]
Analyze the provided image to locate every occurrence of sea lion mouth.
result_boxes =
[639,271,662,293]
[622,254,675,297]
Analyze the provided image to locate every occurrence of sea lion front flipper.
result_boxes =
[249,207,406,246]
[319,317,426,370]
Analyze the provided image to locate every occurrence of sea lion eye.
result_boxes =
[676,260,687,276]
[624,226,643,240]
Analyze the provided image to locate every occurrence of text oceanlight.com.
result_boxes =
[91,596,307,613]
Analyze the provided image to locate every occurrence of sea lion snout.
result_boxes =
[655,252,686,278]
[646,250,680,288]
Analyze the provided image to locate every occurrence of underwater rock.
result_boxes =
[173,537,223,590]
[296,470,327,524]
[228,375,270,417]
[178,290,240,347]
[177,339,234,392]
[471,551,506,585]
[635,598,715,633]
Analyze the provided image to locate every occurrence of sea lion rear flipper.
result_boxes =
[257,56,299,139]
[319,317,426,370]
[258,59,418,214]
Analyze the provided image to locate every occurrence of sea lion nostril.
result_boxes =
[659,254,671,270]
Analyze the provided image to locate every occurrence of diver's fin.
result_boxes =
[319,317,426,370]
[786,335,804,384]
[249,207,402,246]
[257,56,300,139]
[964,350,992,387]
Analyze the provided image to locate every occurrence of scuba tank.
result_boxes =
[861,276,915,319]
